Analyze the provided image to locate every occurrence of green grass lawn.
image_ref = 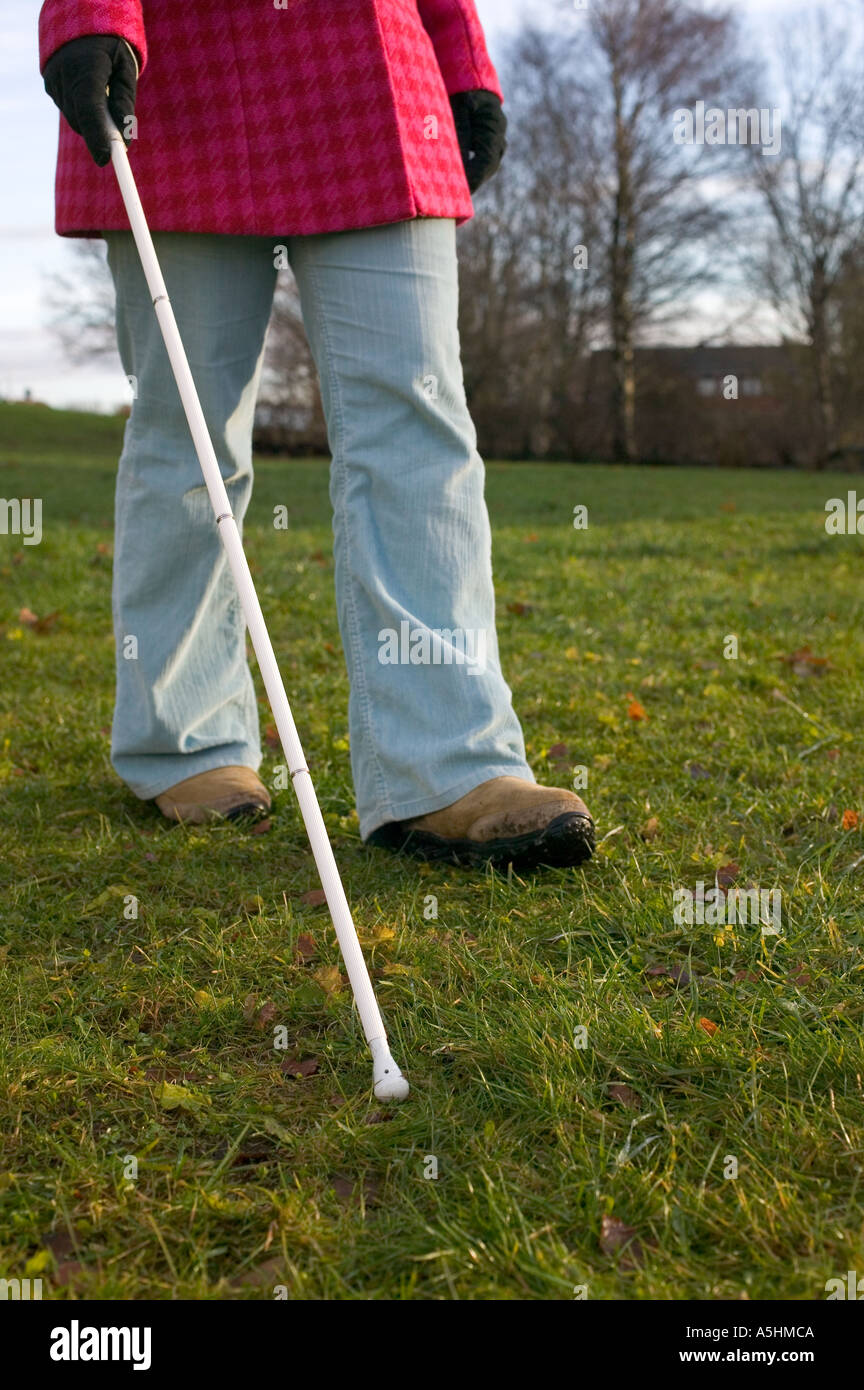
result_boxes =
[1,401,863,1300]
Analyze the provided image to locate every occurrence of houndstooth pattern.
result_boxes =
[39,0,503,237]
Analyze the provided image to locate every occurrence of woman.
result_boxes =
[40,0,594,871]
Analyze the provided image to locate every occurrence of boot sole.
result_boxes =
[370,811,595,871]
[157,800,270,826]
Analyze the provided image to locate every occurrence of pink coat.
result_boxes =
[39,1,503,238]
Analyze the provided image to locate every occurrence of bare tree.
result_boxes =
[745,3,864,466]
[555,0,742,460]
[458,25,608,458]
[44,240,120,364]
[44,241,326,447]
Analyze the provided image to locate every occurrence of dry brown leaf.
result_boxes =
[230,1256,285,1289]
[313,964,345,996]
[281,1056,319,1079]
[686,762,712,780]
[253,1002,278,1031]
[625,692,647,721]
[295,933,318,962]
[716,862,741,891]
[599,1213,643,1264]
[19,607,60,633]
[640,816,660,842]
[779,646,831,678]
[608,1083,642,1110]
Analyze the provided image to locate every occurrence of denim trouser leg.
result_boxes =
[105,231,276,797]
[105,220,533,833]
[286,220,532,838]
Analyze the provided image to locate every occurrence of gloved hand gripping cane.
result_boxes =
[108,122,409,1102]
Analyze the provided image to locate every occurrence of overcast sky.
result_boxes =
[0,0,791,411]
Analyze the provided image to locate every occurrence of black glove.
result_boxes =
[450,90,507,194]
[43,34,138,168]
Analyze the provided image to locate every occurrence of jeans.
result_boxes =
[105,218,532,839]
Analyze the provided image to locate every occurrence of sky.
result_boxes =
[0,0,792,411]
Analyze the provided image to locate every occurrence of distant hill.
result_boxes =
[0,403,125,465]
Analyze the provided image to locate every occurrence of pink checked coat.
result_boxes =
[38,1,503,238]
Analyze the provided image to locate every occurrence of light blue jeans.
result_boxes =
[105,219,533,839]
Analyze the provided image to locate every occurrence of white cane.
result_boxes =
[108,123,408,1101]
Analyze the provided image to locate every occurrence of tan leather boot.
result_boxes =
[369,776,594,869]
[154,766,271,825]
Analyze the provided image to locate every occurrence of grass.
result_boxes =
[1,400,863,1301]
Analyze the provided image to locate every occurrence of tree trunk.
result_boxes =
[809,265,836,469]
[609,84,637,463]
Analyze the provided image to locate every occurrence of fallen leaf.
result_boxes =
[506,601,533,617]
[253,1002,278,1031]
[251,818,272,835]
[155,1081,210,1112]
[686,762,711,780]
[264,724,281,750]
[301,889,327,908]
[313,964,345,996]
[645,963,691,987]
[295,933,318,962]
[608,1083,642,1110]
[667,963,692,986]
[547,742,570,766]
[43,1229,76,1262]
[599,1213,643,1263]
[280,1056,319,1079]
[242,993,258,1021]
[698,1017,719,1037]
[841,809,860,831]
[330,1174,382,1207]
[779,646,831,678]
[625,692,647,721]
[19,607,60,633]
[640,816,660,842]
[230,1256,286,1289]
[365,1110,394,1125]
[716,862,741,891]
[242,894,265,915]
[827,749,841,762]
